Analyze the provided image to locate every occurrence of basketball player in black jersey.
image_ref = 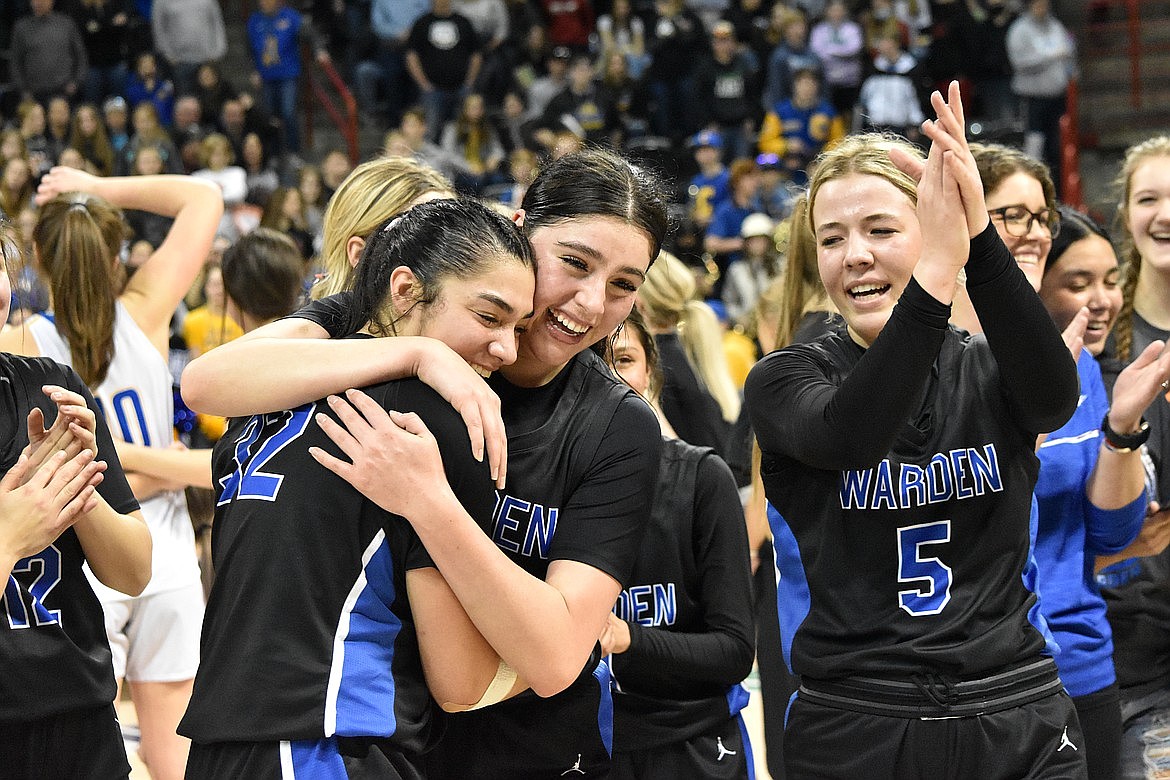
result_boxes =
[743,85,1088,777]
[179,199,536,778]
[0,228,152,779]
[601,308,756,779]
[182,148,670,777]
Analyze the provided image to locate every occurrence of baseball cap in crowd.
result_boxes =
[689,130,723,150]
[741,213,776,239]
[755,152,783,171]
[103,96,128,114]
[550,46,572,62]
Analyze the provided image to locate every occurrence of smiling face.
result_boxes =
[398,255,536,378]
[985,171,1053,291]
[1126,154,1170,274]
[813,173,922,347]
[1039,233,1121,356]
[510,216,652,386]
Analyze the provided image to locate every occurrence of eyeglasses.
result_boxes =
[988,205,1061,238]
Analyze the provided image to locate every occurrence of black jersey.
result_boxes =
[179,377,497,766]
[610,438,755,752]
[0,354,139,722]
[744,224,1078,682]
[296,297,664,778]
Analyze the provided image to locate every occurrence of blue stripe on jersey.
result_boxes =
[725,683,749,717]
[767,503,811,674]
[282,738,347,779]
[324,532,403,737]
[1021,495,1060,659]
[594,658,615,756]
[734,712,757,780]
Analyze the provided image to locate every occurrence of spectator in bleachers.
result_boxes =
[860,0,909,58]
[596,0,650,80]
[856,32,924,139]
[125,52,176,127]
[600,48,650,145]
[246,0,330,156]
[10,0,87,104]
[385,106,470,184]
[43,96,72,166]
[456,0,511,103]
[694,20,760,165]
[103,95,130,155]
[242,131,281,208]
[0,157,34,219]
[441,91,506,194]
[808,0,864,126]
[687,129,730,229]
[296,164,325,244]
[70,102,115,177]
[895,0,932,54]
[1006,0,1074,183]
[967,0,1018,122]
[762,7,820,113]
[722,211,780,327]
[725,0,774,67]
[71,0,131,106]
[171,96,211,174]
[192,133,247,210]
[508,20,551,95]
[56,146,89,173]
[118,100,181,175]
[151,0,228,95]
[537,0,594,51]
[0,130,27,165]
[18,100,52,179]
[405,0,483,144]
[758,66,844,186]
[353,0,428,128]
[647,0,707,142]
[752,151,796,221]
[704,156,759,295]
[494,89,537,155]
[193,63,239,133]
[260,186,314,262]
[318,147,352,202]
[543,54,618,147]
[525,45,572,121]
[124,144,175,248]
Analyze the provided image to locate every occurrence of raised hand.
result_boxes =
[1110,339,1170,434]
[0,448,105,566]
[22,385,99,486]
[34,166,100,206]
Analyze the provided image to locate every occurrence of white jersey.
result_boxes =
[28,303,200,598]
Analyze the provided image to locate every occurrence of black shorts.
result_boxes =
[0,703,130,780]
[785,685,1087,780]
[186,736,424,780]
[611,715,754,780]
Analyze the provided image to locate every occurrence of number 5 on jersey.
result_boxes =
[897,520,952,616]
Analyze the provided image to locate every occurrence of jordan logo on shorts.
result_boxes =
[1057,727,1078,752]
[716,737,737,761]
[561,754,585,775]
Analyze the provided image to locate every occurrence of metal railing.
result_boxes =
[302,49,360,166]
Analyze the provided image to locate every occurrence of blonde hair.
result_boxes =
[199,133,235,168]
[639,250,741,422]
[773,194,835,349]
[1114,135,1170,363]
[312,156,453,299]
[807,133,921,223]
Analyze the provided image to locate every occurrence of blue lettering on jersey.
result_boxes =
[839,445,1003,510]
[217,405,314,505]
[490,493,558,559]
[613,583,677,627]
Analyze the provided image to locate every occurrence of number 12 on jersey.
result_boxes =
[897,520,952,616]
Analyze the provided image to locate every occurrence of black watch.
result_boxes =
[1101,414,1150,453]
